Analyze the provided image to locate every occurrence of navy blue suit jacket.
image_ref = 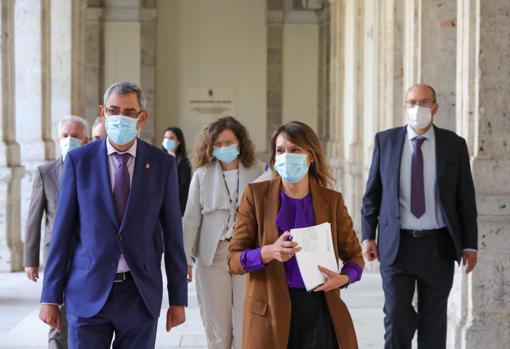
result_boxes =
[361,125,477,266]
[41,138,188,318]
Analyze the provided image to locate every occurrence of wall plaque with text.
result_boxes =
[186,87,237,120]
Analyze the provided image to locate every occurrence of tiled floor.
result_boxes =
[0,271,387,349]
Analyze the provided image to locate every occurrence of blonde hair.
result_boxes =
[269,121,335,188]
[192,116,256,169]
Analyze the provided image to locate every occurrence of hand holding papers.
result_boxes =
[260,231,302,264]
[291,222,339,292]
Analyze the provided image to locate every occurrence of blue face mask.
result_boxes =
[60,136,82,160]
[213,144,240,164]
[274,153,309,184]
[162,138,177,152]
[105,115,140,145]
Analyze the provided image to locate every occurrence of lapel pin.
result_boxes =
[146,163,150,169]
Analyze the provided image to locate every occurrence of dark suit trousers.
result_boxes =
[67,277,158,349]
[380,232,455,349]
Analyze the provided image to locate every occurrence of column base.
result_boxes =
[0,166,25,272]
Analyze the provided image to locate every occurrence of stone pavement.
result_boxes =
[0,271,389,349]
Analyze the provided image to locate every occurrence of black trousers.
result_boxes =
[380,231,455,349]
[287,288,338,349]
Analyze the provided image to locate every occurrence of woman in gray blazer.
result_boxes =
[183,116,265,349]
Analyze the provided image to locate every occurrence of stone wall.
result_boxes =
[325,0,510,347]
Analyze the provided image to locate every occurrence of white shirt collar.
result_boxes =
[106,137,137,158]
[406,124,435,142]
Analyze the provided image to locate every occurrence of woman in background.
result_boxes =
[228,121,364,349]
[162,126,191,216]
[183,116,265,349]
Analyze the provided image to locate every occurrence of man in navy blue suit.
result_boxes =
[361,84,478,349]
[39,81,188,348]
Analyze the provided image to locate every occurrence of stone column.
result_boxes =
[317,4,330,147]
[14,0,54,256]
[340,0,364,229]
[50,0,87,139]
[403,0,457,130]
[402,0,420,90]
[140,2,157,142]
[266,0,284,143]
[102,0,157,143]
[84,5,104,126]
[327,0,345,189]
[448,1,510,348]
[15,0,53,162]
[419,0,457,130]
[361,0,380,210]
[0,0,24,271]
[378,0,405,129]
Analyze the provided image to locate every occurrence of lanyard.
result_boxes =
[222,171,240,208]
[222,171,240,238]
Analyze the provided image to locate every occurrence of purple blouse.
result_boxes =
[240,191,362,288]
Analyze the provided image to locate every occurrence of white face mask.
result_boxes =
[406,106,432,129]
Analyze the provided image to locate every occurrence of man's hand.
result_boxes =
[166,305,185,332]
[187,266,193,283]
[25,266,39,282]
[362,240,379,261]
[260,231,302,264]
[39,304,62,332]
[462,250,477,274]
[314,266,349,292]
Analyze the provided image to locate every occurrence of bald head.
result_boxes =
[404,84,439,114]
[405,84,436,103]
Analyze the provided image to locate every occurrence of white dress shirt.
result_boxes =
[399,125,447,230]
[106,137,137,273]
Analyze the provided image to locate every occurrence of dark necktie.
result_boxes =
[411,137,425,218]
[113,153,131,222]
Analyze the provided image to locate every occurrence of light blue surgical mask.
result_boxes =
[105,115,140,145]
[162,138,177,152]
[213,144,239,164]
[274,153,309,184]
[60,136,82,160]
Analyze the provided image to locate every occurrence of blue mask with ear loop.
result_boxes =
[274,153,309,183]
[60,136,82,160]
[105,115,140,145]
[162,138,177,152]
[213,144,240,164]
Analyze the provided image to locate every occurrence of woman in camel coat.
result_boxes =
[228,121,364,349]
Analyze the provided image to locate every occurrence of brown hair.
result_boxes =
[269,121,335,188]
[192,116,257,169]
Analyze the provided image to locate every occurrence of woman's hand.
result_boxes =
[261,231,302,263]
[314,265,349,292]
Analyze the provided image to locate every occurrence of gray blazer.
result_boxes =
[183,159,265,266]
[23,158,62,267]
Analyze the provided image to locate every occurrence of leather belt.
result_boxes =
[113,271,131,283]
[401,227,447,238]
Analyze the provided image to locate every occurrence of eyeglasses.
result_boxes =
[405,99,435,108]
[105,107,142,118]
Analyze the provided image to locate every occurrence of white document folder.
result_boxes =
[290,222,338,292]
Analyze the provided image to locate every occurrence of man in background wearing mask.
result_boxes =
[24,115,89,349]
[39,81,187,349]
[91,117,107,141]
[361,84,478,349]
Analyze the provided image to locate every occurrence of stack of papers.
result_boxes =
[290,222,338,291]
